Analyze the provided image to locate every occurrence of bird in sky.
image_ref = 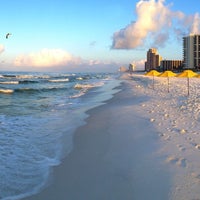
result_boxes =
[6,33,11,39]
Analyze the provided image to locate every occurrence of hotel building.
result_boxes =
[183,34,200,69]
[145,48,162,71]
[129,63,136,72]
[160,60,183,71]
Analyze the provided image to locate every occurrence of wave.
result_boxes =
[48,78,69,83]
[72,82,105,98]
[2,75,16,78]
[70,91,86,98]
[2,74,51,80]
[15,87,66,94]
[0,89,14,94]
[16,75,34,79]
[74,82,104,89]
[0,81,19,85]
[76,77,83,80]
[16,75,51,79]
[0,80,41,85]
[19,80,39,84]
[74,83,94,89]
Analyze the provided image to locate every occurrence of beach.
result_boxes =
[22,72,200,200]
[22,73,170,200]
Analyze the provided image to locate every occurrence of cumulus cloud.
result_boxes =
[131,59,146,70]
[112,0,200,49]
[13,48,118,72]
[14,48,81,67]
[190,13,200,34]
[0,44,5,54]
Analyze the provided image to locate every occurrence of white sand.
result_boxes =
[129,73,200,199]
[23,72,200,200]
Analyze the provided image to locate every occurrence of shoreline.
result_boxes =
[22,76,171,200]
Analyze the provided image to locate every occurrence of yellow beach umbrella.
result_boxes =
[145,70,161,90]
[177,70,197,78]
[195,74,200,78]
[176,70,197,95]
[159,71,177,92]
[145,70,161,76]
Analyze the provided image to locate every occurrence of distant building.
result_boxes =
[119,66,128,72]
[160,60,183,71]
[129,63,136,72]
[145,48,162,71]
[183,34,200,69]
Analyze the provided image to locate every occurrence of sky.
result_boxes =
[0,0,199,72]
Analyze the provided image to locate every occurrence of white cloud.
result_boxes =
[131,59,146,70]
[13,48,119,72]
[190,13,200,34]
[14,48,80,67]
[112,0,200,49]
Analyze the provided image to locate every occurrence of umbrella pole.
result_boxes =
[153,75,154,90]
[168,76,169,93]
[187,77,189,96]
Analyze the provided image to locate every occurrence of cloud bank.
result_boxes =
[112,0,200,49]
[13,48,119,72]
[14,49,81,68]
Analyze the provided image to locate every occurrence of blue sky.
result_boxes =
[0,0,199,72]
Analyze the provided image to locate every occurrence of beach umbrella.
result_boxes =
[195,74,200,78]
[145,70,161,90]
[145,70,161,76]
[176,70,197,95]
[159,71,177,93]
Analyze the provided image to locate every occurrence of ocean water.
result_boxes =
[0,71,121,200]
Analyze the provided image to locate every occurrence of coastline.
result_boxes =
[22,75,171,200]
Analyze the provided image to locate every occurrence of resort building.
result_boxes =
[145,48,162,71]
[119,66,128,72]
[183,34,200,69]
[160,60,183,71]
[129,63,136,72]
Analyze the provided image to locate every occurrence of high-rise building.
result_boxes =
[160,60,183,71]
[145,48,162,71]
[129,63,136,72]
[183,34,200,69]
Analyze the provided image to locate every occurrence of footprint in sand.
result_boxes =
[195,144,200,150]
[166,156,187,168]
[178,158,187,168]
[158,132,171,141]
[190,142,200,150]
[164,135,171,141]
[187,137,193,141]
[192,173,200,179]
[158,132,165,137]
[177,144,186,152]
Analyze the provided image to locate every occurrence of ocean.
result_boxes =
[0,71,121,200]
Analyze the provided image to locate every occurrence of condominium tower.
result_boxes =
[145,48,162,71]
[183,34,200,69]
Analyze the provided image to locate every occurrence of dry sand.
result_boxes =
[23,75,171,200]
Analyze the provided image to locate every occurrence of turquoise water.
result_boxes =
[0,71,121,200]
